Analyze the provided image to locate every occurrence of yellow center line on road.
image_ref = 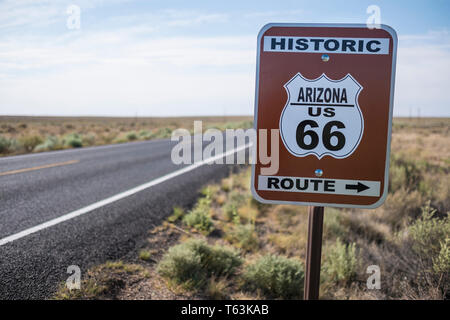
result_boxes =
[0,160,80,177]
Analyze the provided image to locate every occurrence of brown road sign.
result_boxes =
[251,23,397,208]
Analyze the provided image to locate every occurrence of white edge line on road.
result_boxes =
[0,143,251,246]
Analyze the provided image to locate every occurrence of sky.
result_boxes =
[0,0,449,117]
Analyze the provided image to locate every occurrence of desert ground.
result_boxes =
[0,116,253,156]
[46,117,450,300]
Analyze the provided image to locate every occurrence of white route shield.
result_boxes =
[280,73,364,159]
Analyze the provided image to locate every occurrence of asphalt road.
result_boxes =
[0,138,250,299]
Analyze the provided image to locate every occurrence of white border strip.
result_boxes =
[0,143,251,246]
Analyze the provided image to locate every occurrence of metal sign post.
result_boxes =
[304,206,324,300]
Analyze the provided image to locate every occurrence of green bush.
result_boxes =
[389,162,408,192]
[323,238,358,284]
[323,208,349,240]
[229,190,247,206]
[64,133,83,148]
[223,191,247,223]
[407,202,450,296]
[200,186,215,199]
[243,254,304,299]
[205,243,243,277]
[382,188,423,228]
[19,135,43,152]
[126,132,138,141]
[433,238,450,274]
[138,130,152,140]
[34,136,62,152]
[409,202,449,259]
[389,154,440,198]
[226,224,258,252]
[389,154,423,193]
[157,239,242,288]
[168,206,185,222]
[155,127,172,139]
[223,202,239,223]
[138,250,152,261]
[0,136,13,153]
[183,197,214,234]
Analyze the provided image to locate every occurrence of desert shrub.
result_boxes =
[421,174,449,210]
[126,131,138,141]
[205,244,243,277]
[323,208,350,239]
[403,202,450,297]
[221,179,231,192]
[267,233,297,255]
[226,224,258,252]
[168,206,185,222]
[237,205,258,224]
[99,133,114,144]
[223,203,239,223]
[19,135,43,152]
[183,197,214,234]
[409,202,449,259]
[389,162,408,192]
[82,133,97,146]
[158,242,204,287]
[323,238,358,284]
[64,133,83,148]
[34,136,62,152]
[378,188,423,228]
[200,185,218,199]
[0,136,13,153]
[389,154,423,193]
[154,127,172,139]
[243,254,304,299]
[233,169,252,190]
[250,197,272,211]
[433,238,450,274]
[272,205,300,228]
[112,136,128,144]
[138,250,152,261]
[157,239,242,289]
[229,190,247,206]
[223,191,247,222]
[215,194,227,205]
[138,130,152,139]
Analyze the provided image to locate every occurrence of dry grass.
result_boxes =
[53,118,449,300]
[392,118,450,168]
[54,261,149,300]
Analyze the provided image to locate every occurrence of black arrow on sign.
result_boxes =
[345,182,370,193]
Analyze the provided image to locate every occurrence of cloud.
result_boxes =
[0,0,133,30]
[394,29,450,117]
[0,0,62,29]
[0,4,448,117]
[243,9,305,20]
[165,12,229,27]
[0,24,256,116]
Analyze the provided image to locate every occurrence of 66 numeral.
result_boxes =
[296,120,346,151]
